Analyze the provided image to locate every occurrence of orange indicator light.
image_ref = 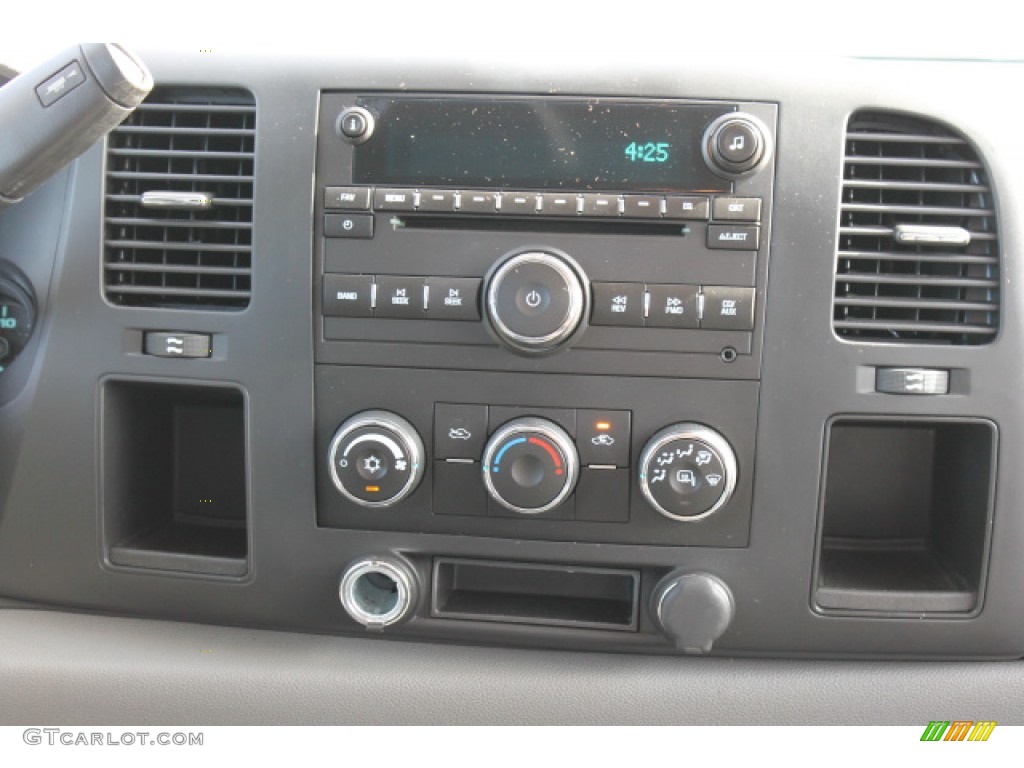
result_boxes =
[365,486,380,493]
[596,422,611,431]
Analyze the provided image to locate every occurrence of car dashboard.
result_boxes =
[0,48,1023,724]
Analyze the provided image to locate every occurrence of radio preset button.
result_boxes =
[373,188,417,211]
[502,192,538,215]
[325,186,371,211]
[646,284,699,329]
[701,286,755,331]
[707,224,760,250]
[591,282,644,327]
[323,274,374,318]
[581,194,621,217]
[376,276,426,319]
[622,195,663,218]
[664,196,710,220]
[418,189,457,212]
[426,276,481,321]
[459,191,499,213]
[538,193,578,216]
[712,197,762,222]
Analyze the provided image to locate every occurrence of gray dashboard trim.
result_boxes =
[0,608,1021,725]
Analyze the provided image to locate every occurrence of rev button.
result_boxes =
[591,282,644,327]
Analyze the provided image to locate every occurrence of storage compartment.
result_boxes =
[814,418,995,614]
[103,380,248,577]
[432,558,639,630]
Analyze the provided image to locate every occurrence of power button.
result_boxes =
[485,251,587,355]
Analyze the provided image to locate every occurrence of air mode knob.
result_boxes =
[482,418,579,514]
[327,410,425,508]
[703,113,772,178]
[484,249,588,355]
[638,423,738,521]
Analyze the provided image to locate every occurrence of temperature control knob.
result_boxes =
[484,250,588,355]
[638,423,737,521]
[327,410,425,508]
[482,418,579,514]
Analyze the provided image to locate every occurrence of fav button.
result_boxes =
[324,186,371,211]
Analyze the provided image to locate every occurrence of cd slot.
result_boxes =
[395,214,692,237]
[431,558,640,631]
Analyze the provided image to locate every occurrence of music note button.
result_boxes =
[715,121,758,164]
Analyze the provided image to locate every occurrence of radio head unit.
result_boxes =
[347,96,744,192]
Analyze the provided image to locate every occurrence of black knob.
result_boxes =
[327,411,425,508]
[638,423,737,521]
[652,571,734,653]
[482,418,579,514]
[484,250,588,355]
[703,113,771,178]
[337,107,375,144]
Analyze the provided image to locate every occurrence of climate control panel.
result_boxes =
[315,367,757,548]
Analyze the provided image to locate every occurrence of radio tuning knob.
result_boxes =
[484,249,588,355]
[327,410,425,508]
[702,113,772,178]
[638,423,738,521]
[482,417,579,514]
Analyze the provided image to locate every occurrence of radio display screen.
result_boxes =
[351,97,732,193]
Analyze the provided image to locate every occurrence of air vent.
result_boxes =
[834,111,999,344]
[104,87,255,310]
